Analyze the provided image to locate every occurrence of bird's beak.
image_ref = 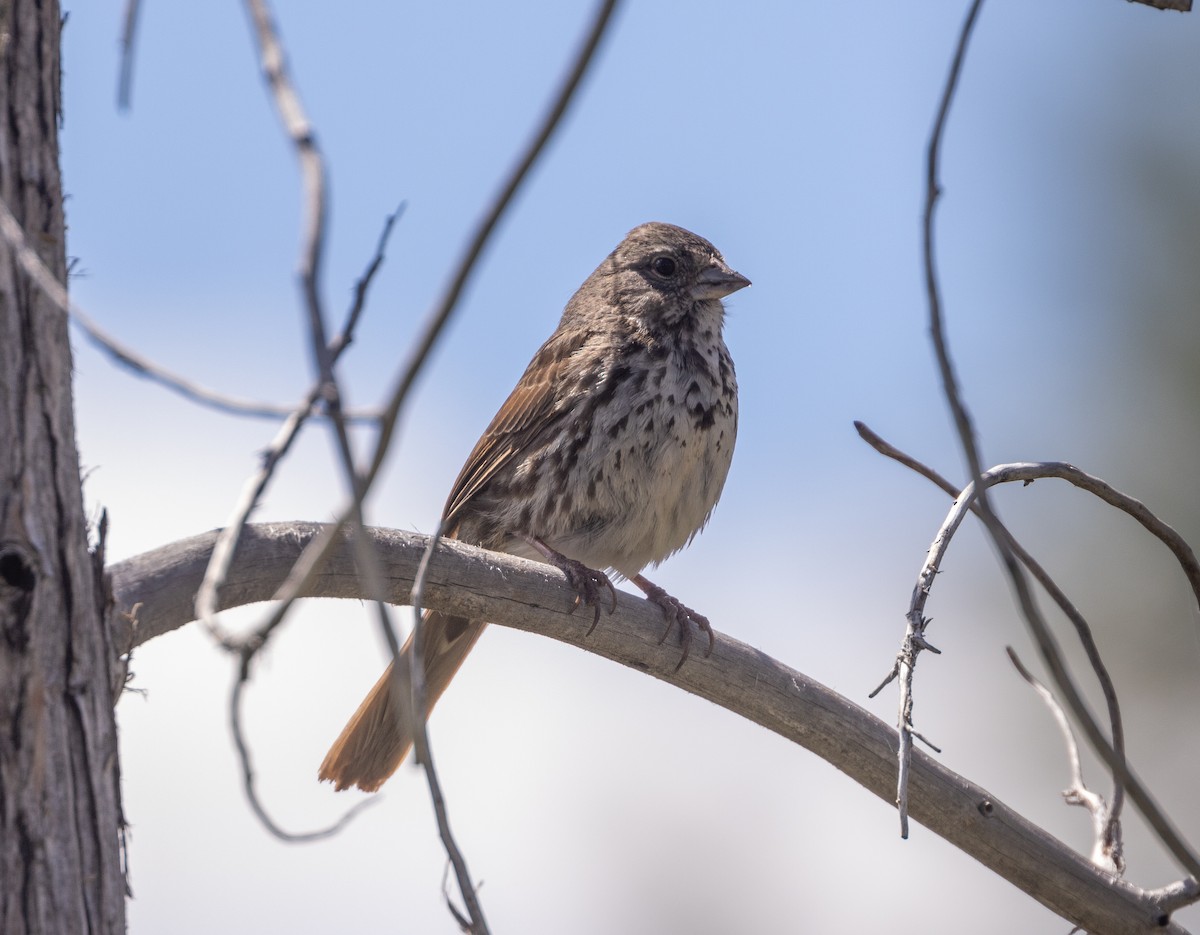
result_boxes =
[691,257,751,300]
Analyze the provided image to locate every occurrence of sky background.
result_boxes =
[59,1,1200,932]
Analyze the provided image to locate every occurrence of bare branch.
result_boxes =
[117,0,142,110]
[241,1,495,923]
[1008,647,1123,874]
[0,196,337,421]
[399,523,490,934]
[924,0,990,494]
[195,207,403,641]
[193,205,404,849]
[889,459,1200,877]
[241,0,337,400]
[334,205,406,358]
[853,421,959,497]
[917,0,1200,879]
[362,0,623,491]
[228,657,378,842]
[858,422,1128,849]
[1148,879,1200,917]
[245,0,623,646]
[196,402,318,651]
[1133,0,1192,10]
[107,522,1195,935]
[210,9,624,917]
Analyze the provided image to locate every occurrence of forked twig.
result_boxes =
[913,0,1200,879]
[1007,647,1122,874]
[195,207,403,642]
[859,423,1128,851]
[868,445,1200,876]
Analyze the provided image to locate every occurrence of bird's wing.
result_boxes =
[442,327,592,528]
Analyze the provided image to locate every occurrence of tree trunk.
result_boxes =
[0,1,127,931]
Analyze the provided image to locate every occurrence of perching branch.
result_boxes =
[107,522,1198,935]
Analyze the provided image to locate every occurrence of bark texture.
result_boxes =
[0,2,127,931]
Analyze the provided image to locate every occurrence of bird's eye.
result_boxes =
[650,255,677,278]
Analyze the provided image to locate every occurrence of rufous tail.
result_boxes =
[318,612,486,792]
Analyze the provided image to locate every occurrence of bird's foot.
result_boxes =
[522,536,617,634]
[632,575,714,671]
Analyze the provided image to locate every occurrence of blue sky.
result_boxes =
[62,2,1200,933]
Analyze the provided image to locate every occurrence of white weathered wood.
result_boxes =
[109,521,1191,935]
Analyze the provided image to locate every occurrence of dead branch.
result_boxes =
[108,522,1197,935]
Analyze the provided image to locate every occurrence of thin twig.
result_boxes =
[443,861,475,933]
[241,0,332,388]
[857,422,1128,847]
[229,652,377,842]
[117,0,142,110]
[882,456,1200,876]
[405,521,489,933]
[197,401,316,649]
[242,0,388,623]
[0,196,333,421]
[333,205,406,358]
[241,0,398,704]
[232,0,431,871]
[246,0,622,640]
[892,0,989,838]
[361,0,623,492]
[1008,647,1123,874]
[924,0,990,496]
[195,207,403,639]
[212,2,620,920]
[915,0,1200,878]
[1147,879,1200,917]
[240,0,375,574]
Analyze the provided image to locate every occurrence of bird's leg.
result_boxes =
[520,535,617,634]
[630,574,714,671]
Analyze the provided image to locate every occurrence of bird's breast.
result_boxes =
[539,334,738,576]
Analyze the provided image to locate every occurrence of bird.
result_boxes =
[319,221,749,792]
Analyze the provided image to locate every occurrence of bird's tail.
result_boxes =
[318,611,486,792]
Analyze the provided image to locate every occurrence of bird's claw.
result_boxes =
[554,556,617,634]
[644,589,713,671]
